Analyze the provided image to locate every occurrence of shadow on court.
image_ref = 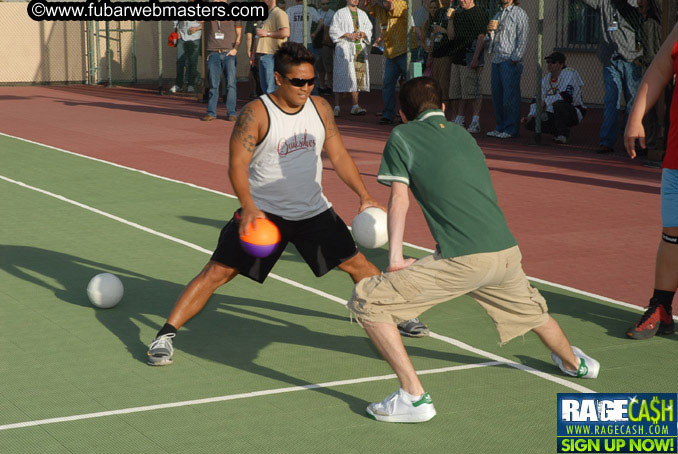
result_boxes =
[0,245,488,416]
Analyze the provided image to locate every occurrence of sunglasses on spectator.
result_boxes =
[283,75,317,87]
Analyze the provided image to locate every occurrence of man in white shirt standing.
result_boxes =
[521,51,587,144]
[170,20,203,93]
[287,0,322,45]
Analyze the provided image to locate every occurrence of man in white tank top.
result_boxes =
[147,43,429,366]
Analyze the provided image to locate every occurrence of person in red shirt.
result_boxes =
[624,24,678,339]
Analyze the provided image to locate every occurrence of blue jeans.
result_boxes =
[176,39,200,87]
[600,59,642,148]
[259,54,276,94]
[207,52,237,118]
[382,53,408,121]
[491,61,523,137]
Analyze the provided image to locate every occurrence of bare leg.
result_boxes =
[655,227,678,291]
[362,320,426,396]
[334,92,341,109]
[337,252,379,283]
[351,91,360,107]
[449,99,459,119]
[532,316,579,371]
[471,97,483,118]
[167,261,239,329]
[456,98,467,119]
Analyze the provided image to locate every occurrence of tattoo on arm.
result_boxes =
[232,104,258,153]
[319,98,339,140]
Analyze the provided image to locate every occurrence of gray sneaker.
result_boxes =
[147,333,175,366]
[551,346,599,379]
[397,318,430,338]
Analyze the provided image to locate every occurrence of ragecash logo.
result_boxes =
[557,393,677,453]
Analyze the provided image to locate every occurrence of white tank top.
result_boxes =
[249,95,330,220]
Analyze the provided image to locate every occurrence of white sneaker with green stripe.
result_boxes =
[366,389,436,423]
[551,346,600,379]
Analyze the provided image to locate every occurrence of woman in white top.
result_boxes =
[329,0,373,117]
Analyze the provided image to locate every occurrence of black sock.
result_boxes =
[651,289,675,312]
[156,323,177,338]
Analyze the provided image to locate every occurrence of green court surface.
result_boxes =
[1,134,676,454]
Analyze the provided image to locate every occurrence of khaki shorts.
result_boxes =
[431,56,451,101]
[348,246,549,345]
[448,63,482,100]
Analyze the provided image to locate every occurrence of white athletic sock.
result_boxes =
[471,115,480,124]
[400,388,424,401]
[455,115,465,124]
[352,104,360,109]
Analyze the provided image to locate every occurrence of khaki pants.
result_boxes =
[348,246,549,344]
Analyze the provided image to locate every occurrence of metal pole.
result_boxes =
[303,0,308,48]
[406,0,412,79]
[106,22,112,87]
[87,21,95,85]
[158,21,164,95]
[534,0,544,144]
[132,21,138,83]
[95,21,101,84]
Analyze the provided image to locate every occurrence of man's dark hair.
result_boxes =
[274,42,316,76]
[398,77,443,121]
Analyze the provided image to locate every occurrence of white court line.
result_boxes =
[1,175,595,396]
[0,131,656,316]
[0,362,502,431]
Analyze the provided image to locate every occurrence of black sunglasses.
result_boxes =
[283,74,317,87]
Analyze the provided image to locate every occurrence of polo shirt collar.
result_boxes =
[415,109,445,122]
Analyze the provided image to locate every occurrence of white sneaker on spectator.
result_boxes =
[186,85,195,93]
[169,85,180,94]
[350,105,366,115]
[554,135,567,144]
[496,132,513,139]
[333,105,340,117]
[467,122,481,134]
[486,130,501,137]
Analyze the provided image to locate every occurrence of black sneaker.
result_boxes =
[397,318,430,338]
[626,302,674,340]
[596,145,614,154]
[379,117,394,125]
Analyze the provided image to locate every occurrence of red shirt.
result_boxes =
[665,41,678,169]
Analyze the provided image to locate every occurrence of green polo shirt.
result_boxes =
[377,109,517,258]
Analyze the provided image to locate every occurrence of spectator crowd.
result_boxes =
[171,0,667,154]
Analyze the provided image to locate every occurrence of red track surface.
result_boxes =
[0,85,661,307]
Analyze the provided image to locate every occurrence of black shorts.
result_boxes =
[211,207,358,283]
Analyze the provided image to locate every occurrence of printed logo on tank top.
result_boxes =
[276,130,317,157]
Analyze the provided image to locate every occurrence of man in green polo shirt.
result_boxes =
[347,77,600,423]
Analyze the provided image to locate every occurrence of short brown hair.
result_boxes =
[398,77,443,121]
